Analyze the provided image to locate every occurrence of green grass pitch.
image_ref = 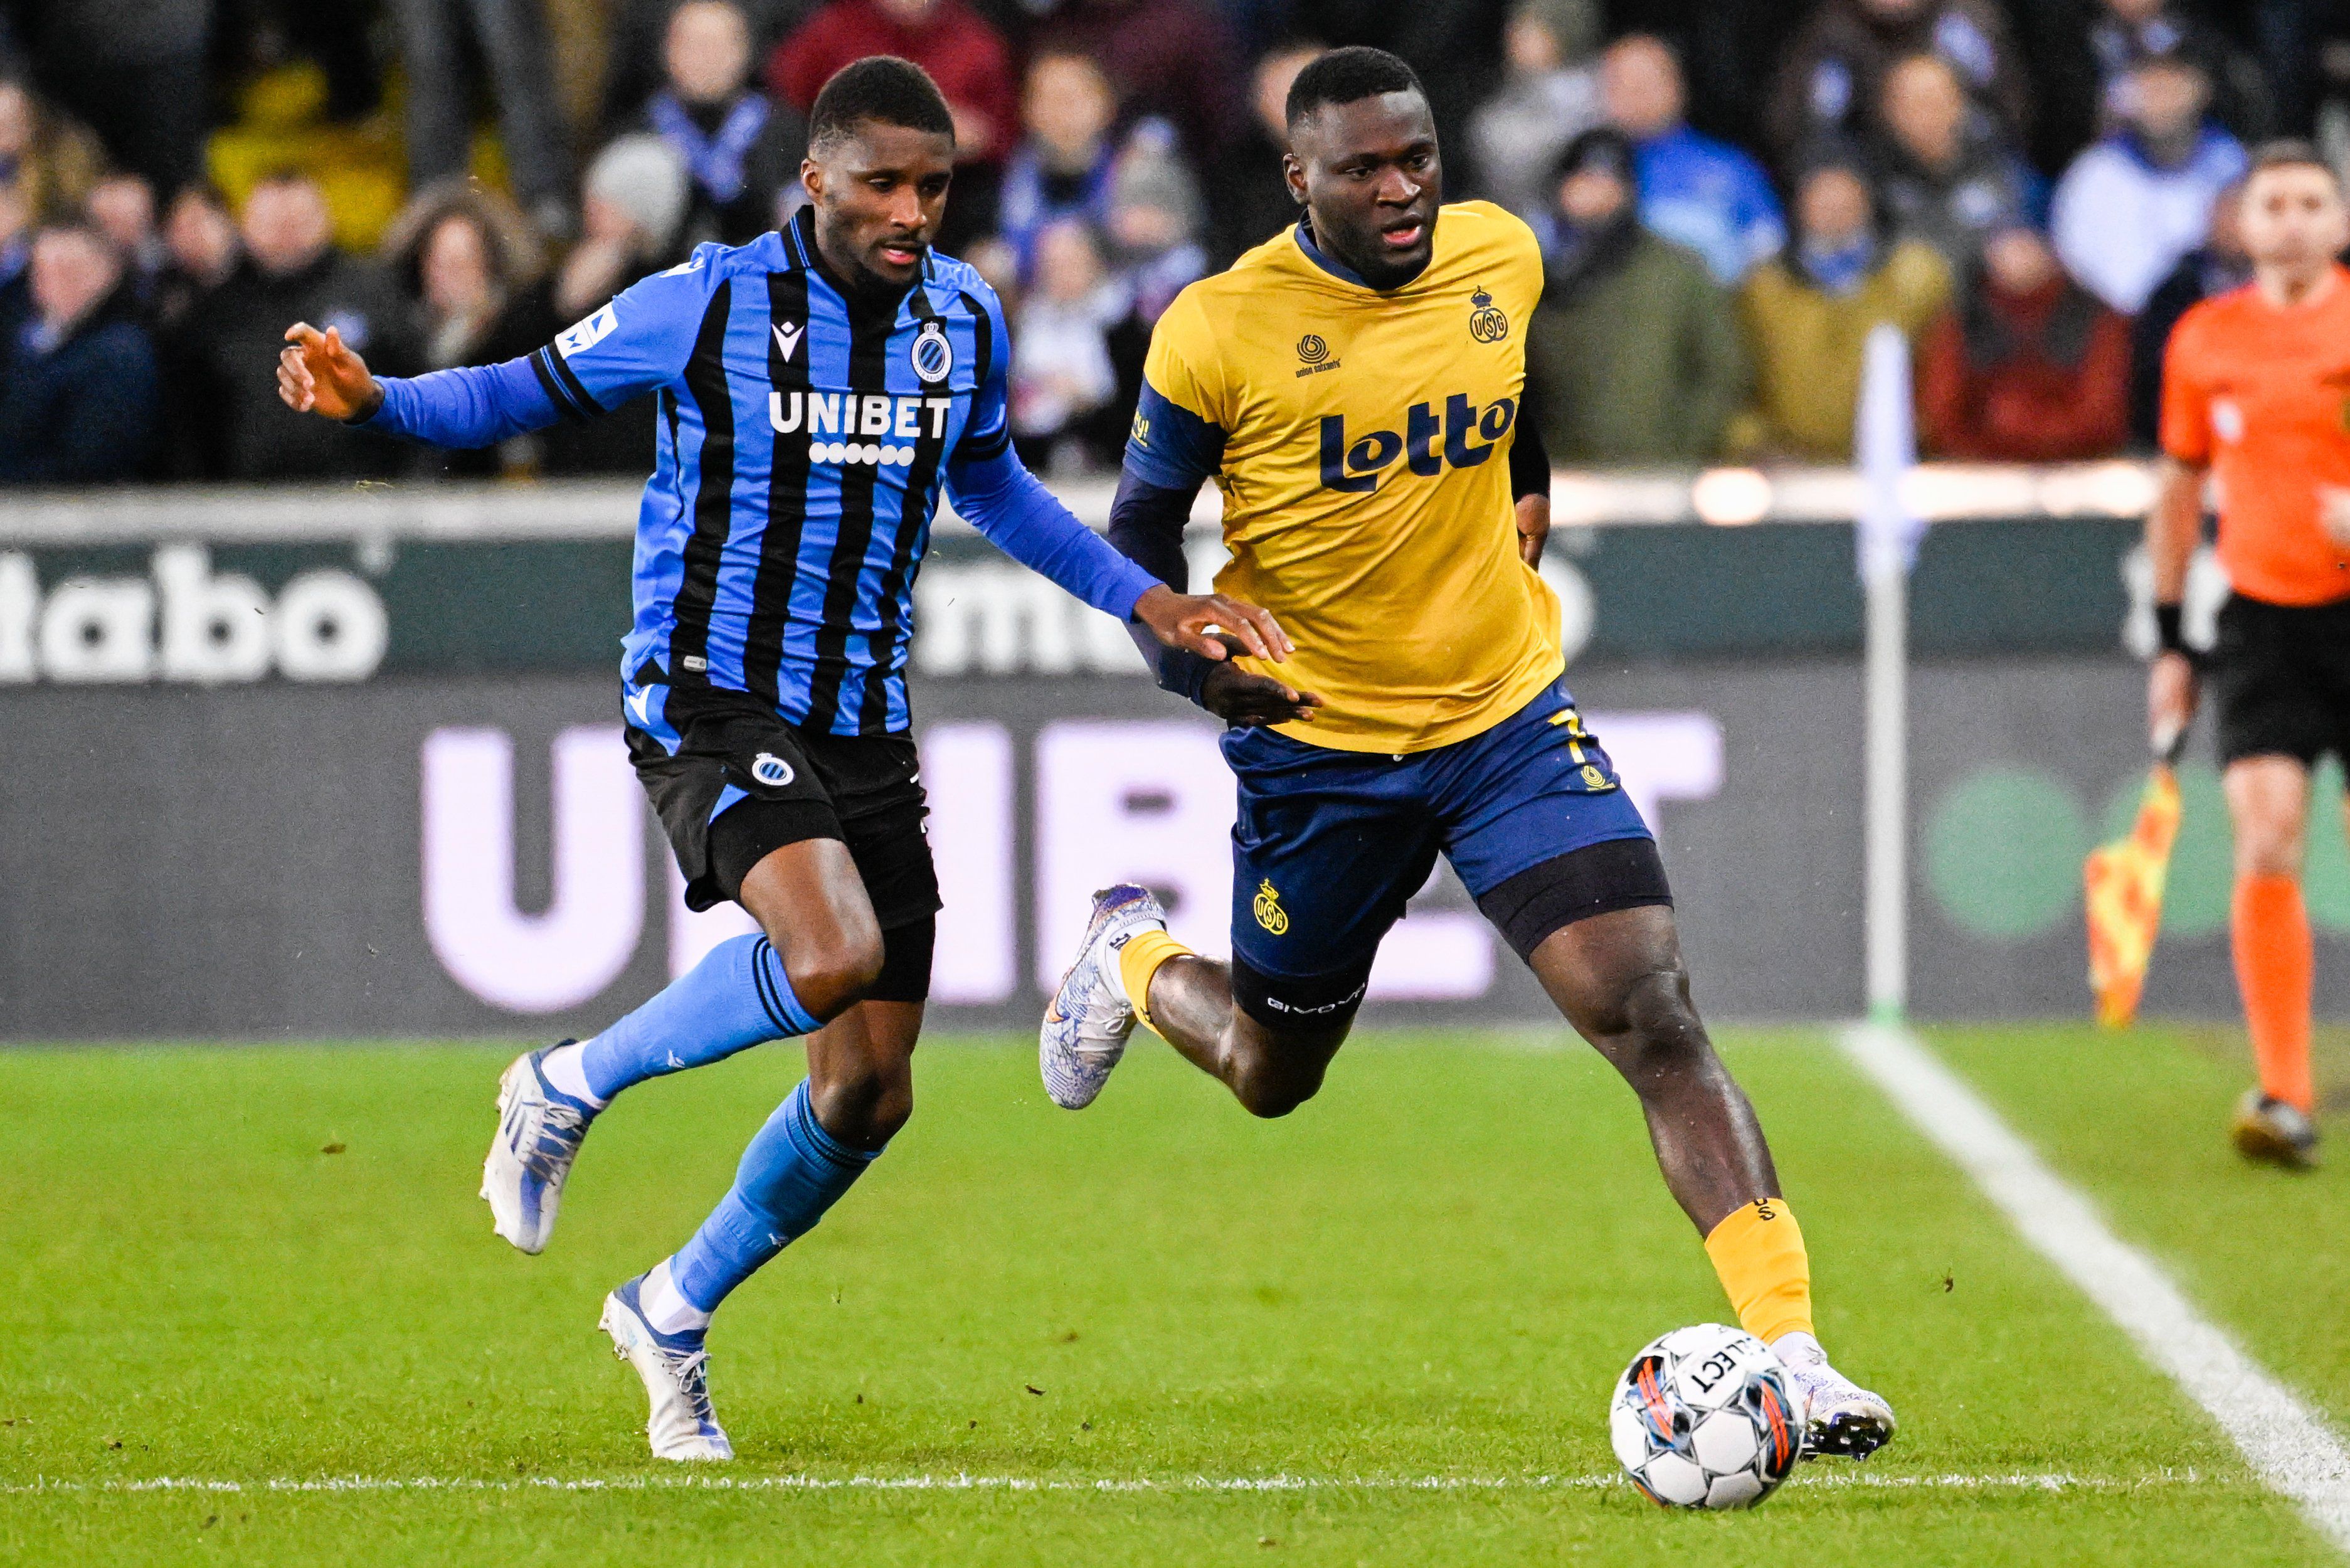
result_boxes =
[0,1025,2338,1565]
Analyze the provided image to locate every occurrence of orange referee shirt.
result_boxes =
[2161,267,2350,607]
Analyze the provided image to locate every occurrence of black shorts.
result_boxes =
[2210,594,2350,768]
[623,677,941,933]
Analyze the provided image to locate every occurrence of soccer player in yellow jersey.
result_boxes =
[1039,48,1896,1459]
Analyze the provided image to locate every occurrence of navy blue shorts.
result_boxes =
[1222,678,1666,1026]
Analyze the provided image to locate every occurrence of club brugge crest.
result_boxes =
[1468,285,1508,344]
[751,751,795,788]
[910,320,953,383]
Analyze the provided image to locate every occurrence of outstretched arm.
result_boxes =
[279,323,562,448]
[945,439,1288,664]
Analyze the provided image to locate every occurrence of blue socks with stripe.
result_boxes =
[669,1079,882,1314]
[578,934,821,1103]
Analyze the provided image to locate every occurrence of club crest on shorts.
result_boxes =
[1252,878,1289,936]
[751,752,795,788]
[910,320,953,384]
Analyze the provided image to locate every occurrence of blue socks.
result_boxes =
[669,1080,881,1313]
[579,934,821,1102]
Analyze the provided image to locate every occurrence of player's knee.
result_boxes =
[785,924,887,1019]
[1227,1041,1325,1119]
[810,1057,913,1148]
[1607,968,1712,1084]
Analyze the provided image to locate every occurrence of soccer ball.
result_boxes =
[1608,1323,1802,1510]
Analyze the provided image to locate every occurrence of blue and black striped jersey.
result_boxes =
[365,207,1155,736]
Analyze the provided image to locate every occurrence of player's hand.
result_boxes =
[2147,650,2199,758]
[278,322,383,422]
[1199,661,1325,727]
[1516,492,1550,568]
[1133,583,1293,663]
[2319,485,2350,549]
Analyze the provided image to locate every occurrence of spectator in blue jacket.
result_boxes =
[1600,33,1786,287]
[0,222,158,482]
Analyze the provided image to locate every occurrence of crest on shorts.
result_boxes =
[910,320,953,384]
[1468,285,1508,344]
[1253,878,1289,936]
[751,752,795,788]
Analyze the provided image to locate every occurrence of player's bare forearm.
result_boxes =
[2146,458,2206,604]
[1516,494,1550,567]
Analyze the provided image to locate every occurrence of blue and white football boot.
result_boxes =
[598,1273,733,1461]
[1772,1333,1897,1459]
[1040,884,1168,1110]
[480,1045,596,1254]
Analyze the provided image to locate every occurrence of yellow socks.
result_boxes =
[1116,930,1192,1037]
[1702,1197,1815,1345]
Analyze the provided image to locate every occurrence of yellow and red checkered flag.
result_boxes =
[2084,751,2184,1029]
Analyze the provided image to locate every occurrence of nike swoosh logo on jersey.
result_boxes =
[773,323,803,361]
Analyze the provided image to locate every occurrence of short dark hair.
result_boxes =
[808,55,955,152]
[2247,138,2341,187]
[1284,46,1424,130]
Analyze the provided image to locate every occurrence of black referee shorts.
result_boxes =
[2209,593,2350,770]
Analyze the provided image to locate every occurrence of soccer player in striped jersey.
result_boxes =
[278,56,1283,1460]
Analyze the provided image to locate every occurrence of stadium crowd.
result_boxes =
[0,0,2334,484]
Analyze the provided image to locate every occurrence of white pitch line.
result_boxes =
[0,1470,2210,1498]
[1839,1022,2350,1552]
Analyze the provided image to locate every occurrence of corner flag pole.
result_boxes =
[1856,325,1921,1025]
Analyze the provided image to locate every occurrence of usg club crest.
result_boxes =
[1468,285,1508,344]
[751,752,795,788]
[911,320,953,383]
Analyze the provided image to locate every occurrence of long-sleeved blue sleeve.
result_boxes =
[945,442,1160,620]
[357,356,561,448]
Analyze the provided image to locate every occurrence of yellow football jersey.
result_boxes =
[1129,200,1562,754]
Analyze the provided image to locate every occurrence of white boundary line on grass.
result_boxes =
[1839,1022,2350,1552]
[0,1470,2210,1498]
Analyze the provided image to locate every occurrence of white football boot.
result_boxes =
[1772,1332,1897,1459]
[1040,884,1168,1110]
[598,1274,734,1462]
[481,1045,596,1254]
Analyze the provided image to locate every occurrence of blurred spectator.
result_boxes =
[1601,34,1785,286]
[2130,174,2249,447]
[1468,0,1603,221]
[154,186,242,334]
[1524,128,1745,464]
[536,136,689,475]
[1038,0,1246,169]
[1009,219,1140,472]
[1917,226,2130,461]
[1104,130,1206,323]
[637,0,807,248]
[0,224,158,483]
[177,171,413,480]
[997,51,1195,280]
[1875,51,2032,276]
[2051,50,2247,312]
[0,181,31,353]
[1208,40,1316,268]
[0,78,102,221]
[1733,154,1950,460]
[151,184,243,479]
[86,174,164,296]
[769,0,1014,159]
[389,0,576,236]
[2089,0,2272,146]
[20,0,208,197]
[383,181,557,477]
[605,0,811,132]
[1767,0,2026,169]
